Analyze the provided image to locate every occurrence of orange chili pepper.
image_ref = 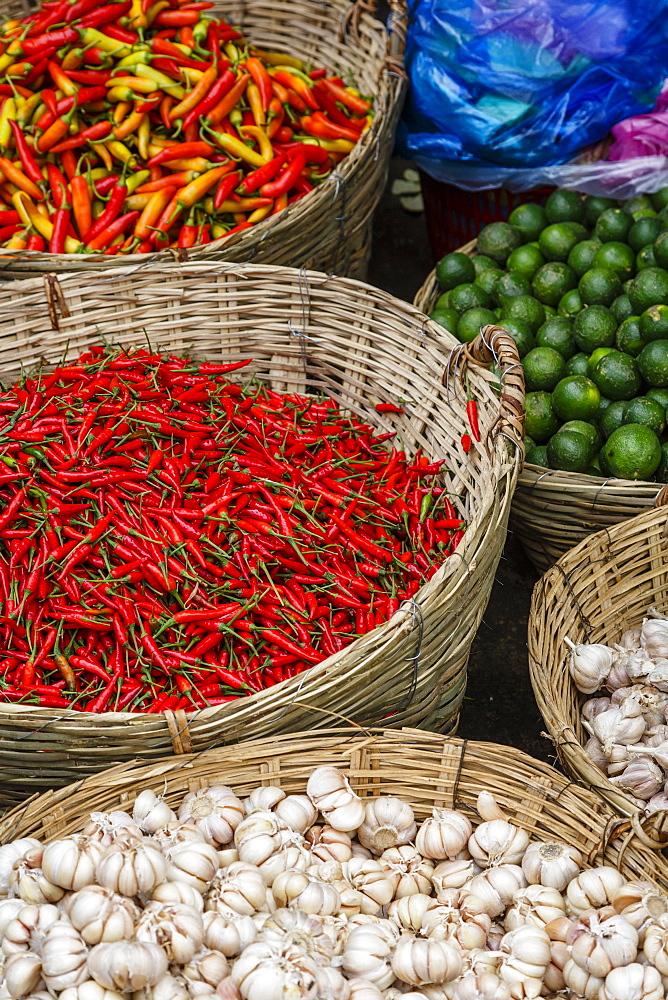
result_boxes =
[113,108,145,140]
[169,62,217,121]
[206,72,249,125]
[135,170,199,193]
[70,174,92,239]
[176,164,230,208]
[135,184,175,239]
[0,156,42,200]
[36,116,70,152]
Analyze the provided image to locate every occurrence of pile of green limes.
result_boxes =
[430,188,668,481]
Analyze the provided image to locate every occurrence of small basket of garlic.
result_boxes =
[1,728,668,1000]
[529,502,668,823]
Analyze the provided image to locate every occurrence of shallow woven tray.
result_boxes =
[1,728,667,913]
[529,503,668,824]
[0,262,523,806]
[414,242,668,575]
[0,0,406,281]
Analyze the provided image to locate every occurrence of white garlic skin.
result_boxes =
[613,881,668,943]
[204,863,267,917]
[0,842,42,899]
[179,787,244,848]
[391,936,462,986]
[416,809,472,860]
[230,941,318,1000]
[566,638,614,693]
[584,736,609,774]
[88,942,168,992]
[244,787,285,816]
[466,865,527,919]
[357,797,416,855]
[134,901,204,964]
[166,841,220,894]
[611,759,664,800]
[65,885,137,944]
[567,906,639,977]
[380,844,434,897]
[305,826,352,864]
[453,973,511,1000]
[40,921,88,992]
[341,921,399,989]
[132,791,176,835]
[8,848,65,906]
[563,957,605,999]
[150,880,204,912]
[273,796,317,836]
[468,819,529,868]
[96,839,167,897]
[566,867,627,916]
[61,979,124,1000]
[600,962,664,1000]
[41,836,104,892]
[641,618,668,658]
[306,767,365,834]
[202,909,257,958]
[271,870,340,916]
[431,858,480,892]
[521,840,582,891]
[504,884,566,932]
[4,951,43,999]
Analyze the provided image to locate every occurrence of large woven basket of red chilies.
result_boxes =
[0,262,524,805]
[0,0,405,279]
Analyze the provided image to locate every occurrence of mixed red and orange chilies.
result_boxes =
[0,0,372,253]
[0,347,466,713]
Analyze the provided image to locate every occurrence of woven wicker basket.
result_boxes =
[528,503,668,822]
[0,0,406,281]
[2,728,667,910]
[0,262,523,806]
[414,245,668,575]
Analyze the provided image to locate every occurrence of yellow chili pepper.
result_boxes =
[294,136,355,153]
[17,92,43,126]
[124,193,151,211]
[246,83,265,127]
[137,115,151,161]
[113,107,143,138]
[223,43,240,62]
[247,204,273,224]
[113,101,132,125]
[79,28,131,57]
[161,156,210,172]
[106,139,136,166]
[127,0,147,29]
[89,167,109,182]
[50,61,79,96]
[116,50,151,69]
[0,53,16,76]
[211,132,267,168]
[107,76,159,93]
[12,192,82,252]
[4,230,28,249]
[107,86,142,104]
[176,164,230,208]
[146,1,169,26]
[135,64,185,98]
[211,223,226,239]
[240,125,272,161]
[0,99,17,150]
[252,49,304,70]
[61,49,82,71]
[217,197,273,213]
[269,64,314,86]
[95,143,112,171]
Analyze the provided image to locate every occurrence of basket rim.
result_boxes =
[0,262,524,728]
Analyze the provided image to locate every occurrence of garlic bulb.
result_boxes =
[306,767,365,834]
[453,973,511,1000]
[83,812,142,847]
[566,867,626,916]
[431,859,481,892]
[0,900,25,940]
[244,787,285,816]
[272,870,340,916]
[468,820,529,868]
[345,980,384,1000]
[379,845,434,897]
[60,980,124,1000]
[563,957,604,999]
[422,889,492,950]
[627,650,656,683]
[204,864,267,917]
[620,628,642,649]
[41,836,104,892]
[416,809,472,861]
[566,638,614,693]
[65,885,137,944]
[273,797,317,836]
[8,848,65,905]
[613,882,668,943]
[611,760,664,800]
[179,788,244,848]
[612,686,668,727]
[498,925,550,999]
[202,909,256,958]
[151,881,204,912]
[166,842,220,894]
[504,885,566,931]
[133,791,177,836]
[0,842,42,898]
[305,826,352,864]
[520,840,582,891]
[4,951,43,999]
[135,901,204,963]
[182,948,229,987]
[341,922,399,989]
[215,978,241,1000]
[584,736,609,774]
[357,798,416,855]
[568,905,639,976]
[641,618,668,658]
[133,973,189,1000]
[607,652,633,693]
[391,937,462,986]
[466,866,527,918]
[600,962,664,1000]
[643,920,668,974]
[585,707,646,755]
[88,942,168,992]
[230,941,318,1000]
[583,697,613,721]
[313,965,350,1000]
[40,921,88,992]
[543,939,569,993]
[338,859,398,915]
[152,823,205,853]
[260,907,337,963]
[387,893,433,932]
[96,839,167,897]
[233,812,289,869]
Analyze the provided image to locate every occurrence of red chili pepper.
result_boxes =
[8,121,43,186]
[461,434,473,453]
[467,399,481,442]
[83,183,127,246]
[48,120,112,154]
[259,153,307,199]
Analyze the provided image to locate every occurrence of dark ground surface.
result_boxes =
[367,158,553,765]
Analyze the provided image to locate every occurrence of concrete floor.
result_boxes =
[367,159,552,764]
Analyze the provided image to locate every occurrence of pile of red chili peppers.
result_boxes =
[0,347,466,713]
[0,0,372,253]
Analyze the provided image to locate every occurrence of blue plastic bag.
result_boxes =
[398,0,668,171]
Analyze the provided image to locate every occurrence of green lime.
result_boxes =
[545,190,585,224]
[654,233,668,269]
[506,244,545,279]
[600,400,628,439]
[591,350,642,400]
[547,428,592,472]
[587,347,616,378]
[429,308,459,333]
[656,441,668,483]
[638,340,668,387]
[456,307,498,343]
[652,188,668,212]
[501,295,546,334]
[624,195,655,216]
[616,316,644,357]
[597,396,612,417]
[472,255,498,275]
[568,240,602,277]
[544,304,557,318]
[565,222,588,240]
[536,316,575,359]
[560,420,602,454]
[435,291,452,311]
[584,195,617,227]
[633,209,659,221]
[449,283,492,315]
[637,247,658,270]
[579,268,623,306]
[526,444,549,467]
[524,435,535,451]
[602,423,661,479]
[611,294,634,322]
[640,305,668,345]
[566,352,589,376]
[523,347,567,392]
[531,262,577,306]
[558,289,583,317]
[435,252,476,291]
[595,208,632,243]
[552,375,601,420]
[539,223,581,263]
[628,217,664,253]
[573,305,617,352]
[593,242,636,281]
[501,320,536,358]
[495,272,532,303]
[477,222,523,264]
[647,387,668,409]
[508,203,548,242]
[525,391,561,443]
[475,269,503,298]
[628,268,668,312]
[624,397,666,436]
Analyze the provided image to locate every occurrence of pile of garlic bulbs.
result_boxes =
[0,766,666,1000]
[569,610,668,811]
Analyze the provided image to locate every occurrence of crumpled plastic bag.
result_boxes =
[607,83,668,160]
[398,0,668,171]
